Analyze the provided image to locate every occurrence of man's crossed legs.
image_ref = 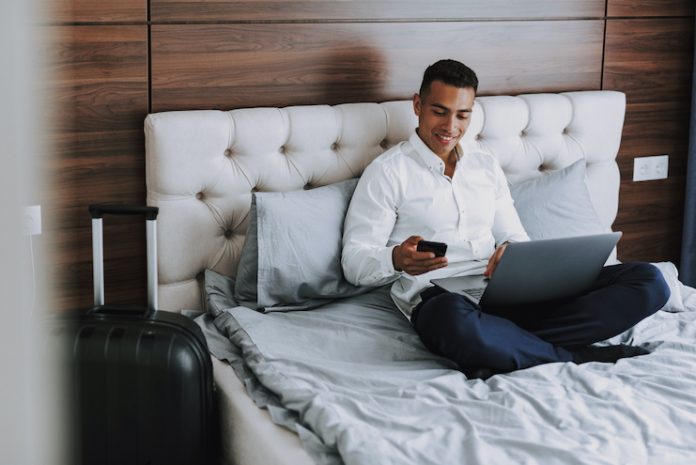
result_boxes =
[411,263,671,378]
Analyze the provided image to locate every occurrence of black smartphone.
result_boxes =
[416,240,448,257]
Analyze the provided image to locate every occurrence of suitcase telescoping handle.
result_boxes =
[88,204,159,315]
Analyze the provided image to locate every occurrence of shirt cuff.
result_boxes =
[498,232,530,245]
[378,245,402,278]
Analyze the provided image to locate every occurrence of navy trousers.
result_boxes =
[411,263,670,374]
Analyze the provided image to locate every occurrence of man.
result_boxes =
[341,59,670,379]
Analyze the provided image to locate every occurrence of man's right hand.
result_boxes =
[392,236,448,275]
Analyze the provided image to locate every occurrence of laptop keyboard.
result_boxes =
[464,288,485,299]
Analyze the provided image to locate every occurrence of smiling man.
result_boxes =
[341,59,669,379]
[412,79,474,177]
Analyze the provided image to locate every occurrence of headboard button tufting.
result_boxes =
[279,145,287,154]
[380,139,389,149]
[331,142,339,151]
[195,192,204,200]
[224,148,232,157]
[224,229,233,239]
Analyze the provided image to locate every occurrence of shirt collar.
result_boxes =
[408,130,462,174]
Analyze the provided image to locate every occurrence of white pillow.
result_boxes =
[650,262,685,312]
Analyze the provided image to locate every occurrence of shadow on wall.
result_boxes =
[320,44,390,105]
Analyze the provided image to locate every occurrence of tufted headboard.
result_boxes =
[145,91,626,312]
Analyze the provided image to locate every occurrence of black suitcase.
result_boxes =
[53,204,215,465]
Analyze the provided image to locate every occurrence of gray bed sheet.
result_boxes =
[199,280,696,465]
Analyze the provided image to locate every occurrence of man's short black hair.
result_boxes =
[418,59,479,96]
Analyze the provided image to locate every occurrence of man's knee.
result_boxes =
[619,262,671,318]
[615,262,671,324]
[415,293,482,351]
[417,293,476,330]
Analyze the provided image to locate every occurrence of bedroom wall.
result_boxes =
[45,0,694,311]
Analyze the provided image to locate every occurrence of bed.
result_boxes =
[144,91,696,465]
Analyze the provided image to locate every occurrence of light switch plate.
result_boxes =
[22,205,42,236]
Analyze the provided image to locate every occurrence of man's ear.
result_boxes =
[413,93,422,116]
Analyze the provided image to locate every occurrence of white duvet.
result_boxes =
[206,262,696,465]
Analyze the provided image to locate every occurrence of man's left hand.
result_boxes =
[484,242,508,277]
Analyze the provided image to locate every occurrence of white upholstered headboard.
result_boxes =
[145,91,626,312]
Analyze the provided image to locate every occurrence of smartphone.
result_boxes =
[416,240,448,257]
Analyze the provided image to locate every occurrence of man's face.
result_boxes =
[413,80,475,159]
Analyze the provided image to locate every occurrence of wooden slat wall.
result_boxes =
[607,0,695,17]
[46,1,694,311]
[51,0,146,22]
[604,9,694,263]
[46,16,149,308]
[150,0,606,22]
[151,21,603,111]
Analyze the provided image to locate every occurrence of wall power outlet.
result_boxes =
[633,155,669,182]
[22,205,42,236]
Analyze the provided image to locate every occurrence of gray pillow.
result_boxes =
[234,195,259,303]
[204,269,237,317]
[509,159,605,240]
[234,178,369,312]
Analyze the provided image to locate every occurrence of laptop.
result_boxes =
[430,232,622,307]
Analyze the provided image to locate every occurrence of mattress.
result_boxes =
[195,312,314,465]
[212,357,314,465]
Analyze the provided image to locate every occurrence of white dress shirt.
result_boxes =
[342,131,529,318]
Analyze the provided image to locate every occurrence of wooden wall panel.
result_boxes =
[608,0,695,17]
[152,0,605,22]
[603,19,693,104]
[151,21,603,112]
[43,0,696,311]
[50,0,146,23]
[616,215,687,263]
[45,26,149,310]
[603,18,694,263]
[618,102,690,157]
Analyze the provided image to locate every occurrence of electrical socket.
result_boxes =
[654,156,668,179]
[22,205,42,236]
[633,155,669,182]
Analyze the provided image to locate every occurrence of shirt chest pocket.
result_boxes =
[455,170,497,231]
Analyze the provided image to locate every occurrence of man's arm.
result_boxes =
[486,161,529,276]
[491,160,529,245]
[484,241,508,277]
[342,162,403,286]
[343,159,449,285]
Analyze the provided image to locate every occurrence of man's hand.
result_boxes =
[392,236,448,275]
[484,242,508,277]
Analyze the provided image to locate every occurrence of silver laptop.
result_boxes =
[430,232,622,307]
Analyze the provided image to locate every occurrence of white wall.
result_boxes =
[0,1,63,464]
